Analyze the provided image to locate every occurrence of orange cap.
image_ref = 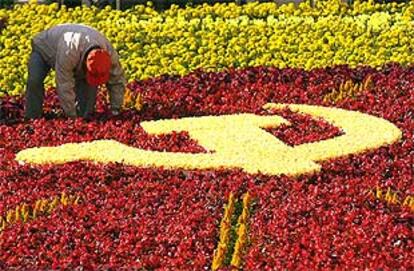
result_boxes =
[86,49,111,86]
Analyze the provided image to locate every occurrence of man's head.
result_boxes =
[86,49,111,86]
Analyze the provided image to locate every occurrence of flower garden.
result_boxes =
[0,0,413,269]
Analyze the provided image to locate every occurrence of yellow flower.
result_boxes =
[0,1,413,96]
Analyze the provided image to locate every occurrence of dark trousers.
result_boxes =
[25,49,97,119]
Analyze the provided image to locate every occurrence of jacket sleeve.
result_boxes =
[107,52,126,111]
[55,42,77,118]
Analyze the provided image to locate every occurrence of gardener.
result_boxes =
[25,23,125,119]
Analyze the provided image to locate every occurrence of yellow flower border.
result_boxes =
[211,192,235,271]
[212,192,251,270]
[369,187,414,212]
[0,192,80,232]
[230,192,251,269]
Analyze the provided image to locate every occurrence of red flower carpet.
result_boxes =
[0,64,412,270]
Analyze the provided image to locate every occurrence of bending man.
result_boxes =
[25,23,125,119]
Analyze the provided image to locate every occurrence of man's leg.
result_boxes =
[75,80,97,118]
[24,50,50,119]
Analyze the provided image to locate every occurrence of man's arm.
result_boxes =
[107,53,126,113]
[55,45,77,118]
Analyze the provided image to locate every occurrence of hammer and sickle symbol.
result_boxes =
[16,104,402,176]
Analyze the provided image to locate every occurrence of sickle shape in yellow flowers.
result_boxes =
[16,104,402,177]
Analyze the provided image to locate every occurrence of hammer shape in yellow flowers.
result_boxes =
[16,104,402,177]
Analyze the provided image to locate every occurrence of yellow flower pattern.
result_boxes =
[15,104,402,177]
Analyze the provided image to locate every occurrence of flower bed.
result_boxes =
[1,1,414,95]
[0,64,412,269]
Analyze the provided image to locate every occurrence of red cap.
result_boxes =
[86,49,111,86]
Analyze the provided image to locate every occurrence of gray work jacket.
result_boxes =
[32,23,126,117]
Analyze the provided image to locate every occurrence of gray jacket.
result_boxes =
[32,23,126,117]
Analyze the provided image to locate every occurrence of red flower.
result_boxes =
[0,64,412,269]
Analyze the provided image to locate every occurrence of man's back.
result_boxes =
[32,23,115,68]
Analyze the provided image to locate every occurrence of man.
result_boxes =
[25,23,125,119]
